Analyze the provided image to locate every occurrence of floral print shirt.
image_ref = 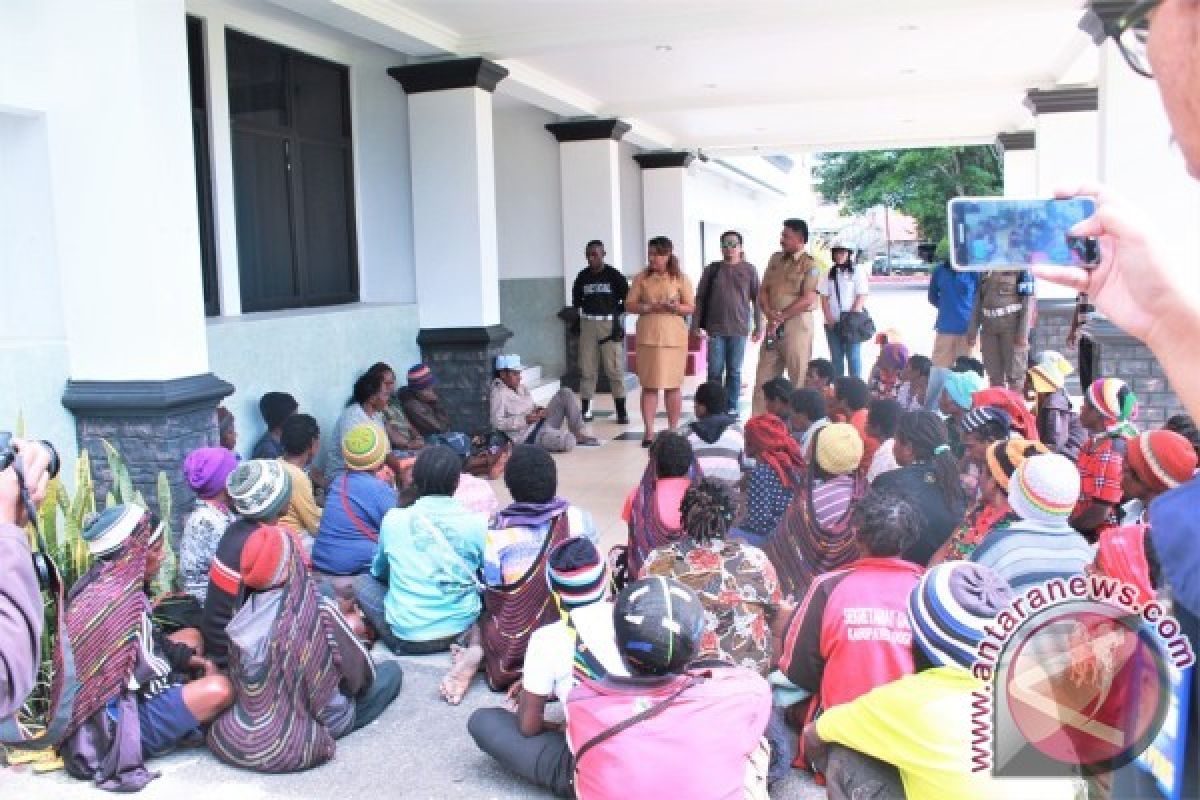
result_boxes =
[642,538,782,675]
[179,499,236,605]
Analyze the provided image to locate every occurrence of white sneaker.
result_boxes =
[582,410,595,422]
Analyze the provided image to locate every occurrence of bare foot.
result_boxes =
[439,644,483,705]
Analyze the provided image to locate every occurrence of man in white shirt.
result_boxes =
[468,538,626,797]
[819,242,870,379]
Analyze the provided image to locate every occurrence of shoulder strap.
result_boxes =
[696,263,718,330]
[493,512,570,592]
[340,473,379,543]
[574,675,702,765]
[415,511,482,591]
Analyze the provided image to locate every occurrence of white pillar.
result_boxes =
[48,0,211,381]
[1026,87,1100,299]
[547,119,629,304]
[1097,40,1200,296]
[996,132,1037,197]
[635,152,695,280]
[390,59,507,329]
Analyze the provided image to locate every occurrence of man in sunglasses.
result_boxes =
[571,240,631,424]
[1037,3,1200,799]
[692,230,763,417]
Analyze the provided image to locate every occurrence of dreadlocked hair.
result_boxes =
[680,477,739,546]
[896,410,965,510]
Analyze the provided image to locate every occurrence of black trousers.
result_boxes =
[824,744,906,800]
[351,660,403,732]
[468,707,574,798]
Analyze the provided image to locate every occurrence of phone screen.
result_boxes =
[949,197,1100,271]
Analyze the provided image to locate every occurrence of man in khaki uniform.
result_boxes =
[752,218,822,414]
[965,270,1034,391]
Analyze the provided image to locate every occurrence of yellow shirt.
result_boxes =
[761,251,820,313]
[628,270,695,348]
[816,667,1077,800]
[278,460,321,535]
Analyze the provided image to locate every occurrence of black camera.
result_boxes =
[0,433,63,592]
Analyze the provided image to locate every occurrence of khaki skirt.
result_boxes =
[636,344,687,390]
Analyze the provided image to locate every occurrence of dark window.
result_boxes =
[226,30,358,312]
[187,17,220,317]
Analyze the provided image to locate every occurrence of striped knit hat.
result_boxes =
[1028,351,1073,394]
[546,537,608,609]
[1086,377,1138,437]
[1126,430,1198,493]
[241,525,294,591]
[343,423,388,472]
[406,363,437,391]
[1007,453,1080,526]
[984,438,1049,489]
[227,459,292,521]
[909,562,1013,669]
[82,504,151,558]
[960,406,1012,438]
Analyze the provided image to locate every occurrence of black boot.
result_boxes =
[615,397,630,425]
[581,398,593,422]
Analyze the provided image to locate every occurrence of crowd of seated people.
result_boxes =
[55,341,1198,800]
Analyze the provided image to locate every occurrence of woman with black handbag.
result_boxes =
[819,241,872,379]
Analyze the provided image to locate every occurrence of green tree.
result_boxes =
[813,146,1003,252]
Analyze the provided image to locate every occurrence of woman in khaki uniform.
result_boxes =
[627,236,696,446]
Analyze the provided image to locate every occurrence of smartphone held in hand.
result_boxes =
[947,197,1102,272]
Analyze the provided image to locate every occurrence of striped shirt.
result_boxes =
[812,475,856,529]
[688,424,745,484]
[969,522,1094,591]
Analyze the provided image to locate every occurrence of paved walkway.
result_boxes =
[3,286,932,798]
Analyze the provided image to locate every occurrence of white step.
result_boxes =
[519,364,543,385]
[528,374,562,406]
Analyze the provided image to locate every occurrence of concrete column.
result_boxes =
[634,152,697,278]
[42,0,231,536]
[996,132,1037,197]
[48,0,212,381]
[389,58,508,329]
[1026,87,1100,299]
[1095,39,1200,296]
[389,58,513,432]
[546,118,630,304]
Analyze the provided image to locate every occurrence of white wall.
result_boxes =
[494,103,563,280]
[619,141,645,274]
[685,165,796,283]
[188,0,416,313]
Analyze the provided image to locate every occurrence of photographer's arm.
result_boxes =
[0,523,42,718]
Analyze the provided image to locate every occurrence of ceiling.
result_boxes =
[269,0,1100,154]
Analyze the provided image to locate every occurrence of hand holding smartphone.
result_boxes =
[947,197,1102,272]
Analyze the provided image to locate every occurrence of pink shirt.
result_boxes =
[621,477,691,530]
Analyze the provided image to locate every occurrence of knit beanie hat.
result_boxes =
[1028,351,1073,394]
[343,423,388,472]
[226,459,293,521]
[182,446,238,499]
[879,343,910,372]
[613,576,705,675]
[546,537,608,610]
[406,363,437,391]
[1086,378,1139,437]
[259,392,298,430]
[1007,453,1080,526]
[960,406,1012,438]
[82,503,148,558]
[1126,430,1198,493]
[984,438,1049,489]
[241,525,294,591]
[909,562,1013,669]
[813,422,863,476]
[944,369,986,410]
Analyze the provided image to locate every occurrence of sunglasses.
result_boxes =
[720,240,741,248]
[1109,0,1161,79]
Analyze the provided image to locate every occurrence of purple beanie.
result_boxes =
[183,447,238,499]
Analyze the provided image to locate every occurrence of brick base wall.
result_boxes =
[418,325,513,436]
[1032,298,1183,427]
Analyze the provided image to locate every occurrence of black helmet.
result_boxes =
[613,576,706,675]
